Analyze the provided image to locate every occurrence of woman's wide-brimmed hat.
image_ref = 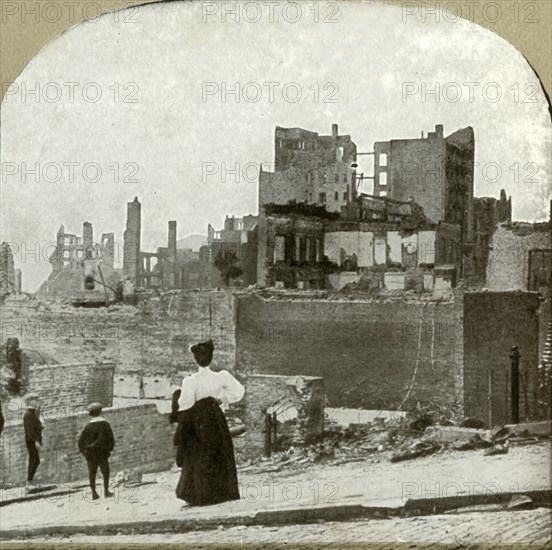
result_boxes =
[189,339,214,367]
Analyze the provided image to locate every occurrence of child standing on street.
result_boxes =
[23,394,43,490]
[78,403,115,500]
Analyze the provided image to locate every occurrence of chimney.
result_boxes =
[82,221,93,259]
[435,124,444,137]
[332,123,338,140]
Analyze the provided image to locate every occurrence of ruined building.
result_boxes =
[373,125,474,232]
[37,222,118,302]
[198,215,259,288]
[259,124,357,213]
[127,200,201,290]
[256,123,510,291]
[0,242,21,299]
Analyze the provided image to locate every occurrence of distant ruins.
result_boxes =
[29,123,548,300]
[254,123,516,291]
[0,242,21,299]
[37,222,119,304]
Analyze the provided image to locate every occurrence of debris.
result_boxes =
[483,443,509,456]
[488,426,510,442]
[113,470,143,487]
[471,434,494,449]
[460,417,487,429]
[451,440,476,451]
[390,440,440,462]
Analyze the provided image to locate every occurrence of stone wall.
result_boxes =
[0,403,174,488]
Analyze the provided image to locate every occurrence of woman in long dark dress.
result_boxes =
[175,339,245,506]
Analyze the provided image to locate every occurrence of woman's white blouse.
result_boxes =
[178,367,245,411]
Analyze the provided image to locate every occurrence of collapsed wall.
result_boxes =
[0,290,237,376]
[237,374,324,457]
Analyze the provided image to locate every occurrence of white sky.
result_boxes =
[1,0,550,292]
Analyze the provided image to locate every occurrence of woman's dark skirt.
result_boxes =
[175,397,240,506]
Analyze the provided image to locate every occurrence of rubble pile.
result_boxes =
[237,414,551,474]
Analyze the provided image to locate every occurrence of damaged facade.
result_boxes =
[37,222,119,304]
[255,123,508,291]
[259,124,357,212]
[198,214,259,288]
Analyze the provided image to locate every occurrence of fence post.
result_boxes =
[509,346,520,424]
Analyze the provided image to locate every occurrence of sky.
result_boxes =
[1,0,550,292]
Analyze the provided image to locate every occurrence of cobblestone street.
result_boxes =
[8,509,551,546]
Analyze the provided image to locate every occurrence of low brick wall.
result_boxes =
[0,403,175,488]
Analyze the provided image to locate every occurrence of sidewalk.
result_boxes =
[0,442,549,538]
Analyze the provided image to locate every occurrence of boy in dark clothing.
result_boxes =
[23,394,43,487]
[78,403,115,500]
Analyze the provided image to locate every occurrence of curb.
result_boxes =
[0,490,550,539]
[403,489,552,516]
[0,504,400,539]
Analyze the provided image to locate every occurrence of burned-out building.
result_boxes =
[122,198,192,290]
[199,215,259,288]
[469,190,512,282]
[256,123,511,291]
[139,220,180,289]
[259,124,357,213]
[37,222,119,303]
[373,125,474,230]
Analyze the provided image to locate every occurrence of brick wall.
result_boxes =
[21,362,115,415]
[0,290,237,377]
[87,364,115,405]
[0,403,174,488]
[236,294,464,414]
[463,292,541,425]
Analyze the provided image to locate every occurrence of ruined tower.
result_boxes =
[82,221,94,259]
[168,220,177,288]
[123,197,141,286]
[101,233,115,269]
